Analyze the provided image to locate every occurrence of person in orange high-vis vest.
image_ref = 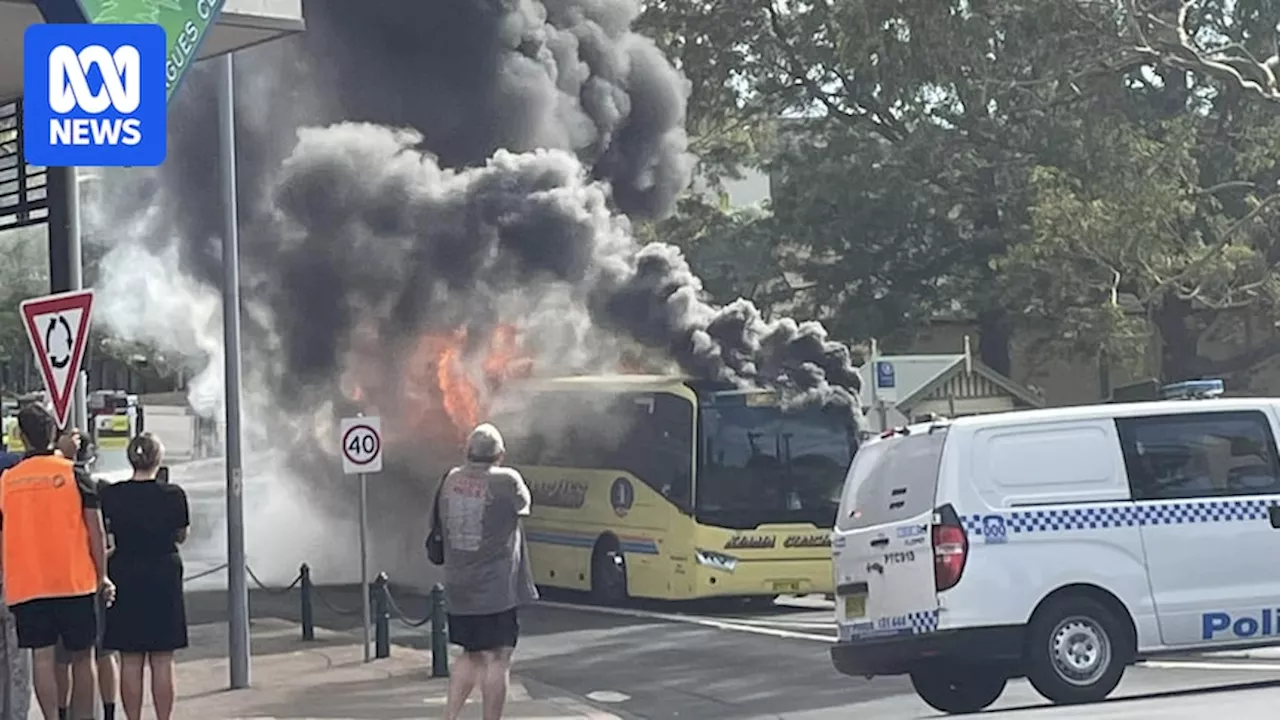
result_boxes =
[0,403,113,720]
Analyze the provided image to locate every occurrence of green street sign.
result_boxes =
[74,0,227,102]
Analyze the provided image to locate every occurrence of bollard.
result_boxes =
[299,563,315,641]
[430,583,449,678]
[373,573,391,659]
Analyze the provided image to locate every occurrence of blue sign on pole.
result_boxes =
[875,361,896,389]
[23,23,168,167]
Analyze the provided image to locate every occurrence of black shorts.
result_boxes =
[55,593,111,662]
[448,608,519,653]
[10,594,98,651]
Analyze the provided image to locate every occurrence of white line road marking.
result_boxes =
[1139,660,1280,672]
[536,600,839,643]
[698,616,837,629]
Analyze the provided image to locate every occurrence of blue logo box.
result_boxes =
[23,23,167,167]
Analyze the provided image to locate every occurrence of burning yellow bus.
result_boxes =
[494,374,857,603]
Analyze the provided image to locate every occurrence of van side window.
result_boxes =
[1115,411,1280,501]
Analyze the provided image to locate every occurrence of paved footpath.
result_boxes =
[29,618,619,720]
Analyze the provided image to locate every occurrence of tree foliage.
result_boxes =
[0,226,51,363]
[640,0,1280,384]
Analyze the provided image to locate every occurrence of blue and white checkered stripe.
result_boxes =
[962,498,1277,537]
[842,609,940,641]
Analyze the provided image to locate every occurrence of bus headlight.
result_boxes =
[695,548,738,573]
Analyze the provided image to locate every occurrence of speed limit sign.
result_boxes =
[338,414,383,661]
[340,415,383,475]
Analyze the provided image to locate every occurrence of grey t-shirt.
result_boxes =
[439,462,539,616]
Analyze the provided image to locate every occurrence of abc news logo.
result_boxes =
[23,24,166,167]
[47,44,144,147]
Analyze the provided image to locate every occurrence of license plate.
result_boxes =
[843,593,866,619]
[771,580,800,593]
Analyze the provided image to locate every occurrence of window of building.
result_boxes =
[1115,411,1280,500]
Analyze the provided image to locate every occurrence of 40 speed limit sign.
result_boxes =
[340,415,383,475]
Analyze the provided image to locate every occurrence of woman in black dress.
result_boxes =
[100,434,189,720]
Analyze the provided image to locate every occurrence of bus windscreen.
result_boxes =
[697,404,854,529]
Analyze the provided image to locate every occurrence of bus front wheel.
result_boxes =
[590,539,628,605]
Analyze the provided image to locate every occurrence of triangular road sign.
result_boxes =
[20,289,95,430]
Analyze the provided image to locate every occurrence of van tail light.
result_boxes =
[932,520,968,592]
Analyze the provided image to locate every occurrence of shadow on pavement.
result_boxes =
[182,582,903,719]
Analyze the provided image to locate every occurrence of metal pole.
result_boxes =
[63,167,87,432]
[217,52,251,690]
[359,471,371,662]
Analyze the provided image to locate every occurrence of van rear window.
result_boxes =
[837,430,946,531]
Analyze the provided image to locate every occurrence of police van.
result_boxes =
[830,379,1280,713]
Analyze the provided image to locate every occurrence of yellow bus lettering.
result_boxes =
[783,534,832,548]
[725,535,776,549]
[530,479,588,509]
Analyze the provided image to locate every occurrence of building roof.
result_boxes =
[859,354,1045,410]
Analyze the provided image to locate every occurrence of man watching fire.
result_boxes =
[439,423,538,720]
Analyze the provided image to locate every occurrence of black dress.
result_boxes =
[101,480,190,653]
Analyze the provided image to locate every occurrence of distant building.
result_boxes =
[860,351,1045,433]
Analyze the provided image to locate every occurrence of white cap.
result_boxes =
[465,423,505,461]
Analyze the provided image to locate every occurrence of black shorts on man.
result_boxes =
[54,592,111,662]
[10,593,98,651]
[448,608,519,652]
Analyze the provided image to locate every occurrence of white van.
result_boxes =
[830,380,1280,714]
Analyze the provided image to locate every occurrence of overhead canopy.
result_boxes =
[0,0,305,102]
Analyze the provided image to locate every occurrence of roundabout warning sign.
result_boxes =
[340,415,382,475]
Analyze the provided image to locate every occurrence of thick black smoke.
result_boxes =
[269,124,863,416]
[134,0,862,421]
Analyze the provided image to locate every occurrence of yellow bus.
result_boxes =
[495,375,858,603]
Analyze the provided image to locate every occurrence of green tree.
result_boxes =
[995,0,1280,383]
[729,0,1134,370]
[635,0,1280,390]
[0,226,51,364]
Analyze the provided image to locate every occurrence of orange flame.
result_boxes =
[376,323,536,445]
[437,329,479,439]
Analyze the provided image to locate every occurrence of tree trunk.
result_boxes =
[972,164,1012,377]
[1153,296,1200,382]
[977,308,1012,376]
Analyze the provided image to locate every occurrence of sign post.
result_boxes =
[874,358,897,432]
[20,290,94,430]
[340,415,383,663]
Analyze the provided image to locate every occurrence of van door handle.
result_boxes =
[870,538,889,547]
[1269,505,1280,529]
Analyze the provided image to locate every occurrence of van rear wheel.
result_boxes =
[909,663,1006,714]
[1025,595,1129,705]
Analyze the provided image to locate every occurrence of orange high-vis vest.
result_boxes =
[0,454,98,606]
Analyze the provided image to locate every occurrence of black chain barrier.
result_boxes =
[381,584,431,628]
[177,561,450,677]
[182,562,229,583]
[246,565,303,595]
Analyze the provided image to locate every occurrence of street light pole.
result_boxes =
[216,51,251,690]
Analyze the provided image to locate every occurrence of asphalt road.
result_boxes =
[169,452,1280,718]
[182,582,1280,720]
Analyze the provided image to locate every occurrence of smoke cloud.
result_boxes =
[267,125,863,414]
[125,0,862,418]
[83,0,865,582]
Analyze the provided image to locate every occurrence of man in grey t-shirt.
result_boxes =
[440,423,538,720]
